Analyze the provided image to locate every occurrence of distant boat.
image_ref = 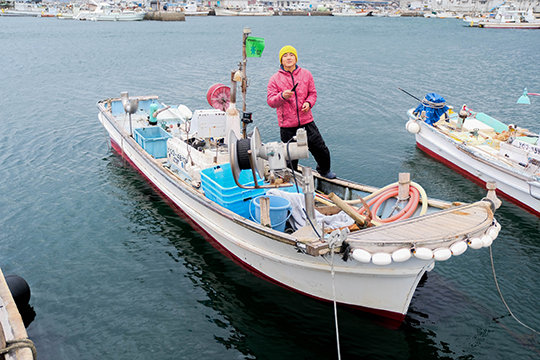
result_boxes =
[182,1,209,16]
[0,9,40,17]
[466,6,540,29]
[74,2,146,21]
[332,7,372,17]
[214,4,273,16]
[424,10,460,19]
[0,2,46,17]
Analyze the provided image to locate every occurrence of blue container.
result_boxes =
[251,195,292,232]
[200,163,266,218]
[133,126,172,158]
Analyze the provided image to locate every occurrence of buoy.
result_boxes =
[5,274,31,310]
[468,237,483,249]
[406,120,421,134]
[433,248,452,261]
[352,249,371,263]
[176,104,193,121]
[414,247,433,260]
[488,226,499,239]
[372,253,392,266]
[450,241,468,256]
[392,248,412,262]
[481,234,493,247]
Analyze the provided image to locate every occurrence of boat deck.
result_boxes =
[347,202,492,247]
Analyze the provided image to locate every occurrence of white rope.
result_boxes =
[421,97,447,109]
[329,246,342,360]
[489,246,540,334]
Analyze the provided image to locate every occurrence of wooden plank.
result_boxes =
[346,202,492,244]
[328,192,370,227]
[259,197,272,228]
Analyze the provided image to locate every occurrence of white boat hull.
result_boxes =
[479,22,540,29]
[332,11,371,17]
[407,109,540,216]
[96,95,498,326]
[214,8,273,16]
[87,12,146,21]
[98,109,442,324]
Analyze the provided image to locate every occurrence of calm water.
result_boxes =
[1,15,540,359]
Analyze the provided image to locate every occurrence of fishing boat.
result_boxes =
[74,2,146,21]
[472,6,540,29]
[214,4,273,16]
[97,31,502,326]
[181,1,209,16]
[405,91,540,217]
[332,7,372,17]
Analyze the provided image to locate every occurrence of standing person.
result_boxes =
[267,45,336,179]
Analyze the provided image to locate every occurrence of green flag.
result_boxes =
[246,37,265,58]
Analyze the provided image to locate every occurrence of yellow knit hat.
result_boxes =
[279,45,298,64]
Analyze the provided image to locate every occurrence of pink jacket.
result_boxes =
[267,66,317,128]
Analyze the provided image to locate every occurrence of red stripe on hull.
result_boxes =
[110,139,406,328]
[416,142,540,217]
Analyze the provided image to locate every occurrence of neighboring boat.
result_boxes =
[74,2,146,21]
[97,32,502,326]
[473,6,540,28]
[405,92,540,217]
[214,4,273,16]
[332,7,372,17]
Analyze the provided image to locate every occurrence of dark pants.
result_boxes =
[280,121,331,175]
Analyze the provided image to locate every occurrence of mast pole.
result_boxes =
[241,28,251,139]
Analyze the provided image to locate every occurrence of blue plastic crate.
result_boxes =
[200,163,266,218]
[133,126,172,159]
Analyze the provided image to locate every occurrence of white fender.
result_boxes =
[433,248,452,261]
[352,249,371,263]
[488,226,499,239]
[468,237,483,249]
[392,248,412,263]
[372,253,392,266]
[406,120,421,134]
[450,241,468,256]
[414,247,433,260]
[481,234,493,247]
[176,104,193,121]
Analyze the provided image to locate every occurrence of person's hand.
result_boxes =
[282,90,293,100]
[301,102,310,112]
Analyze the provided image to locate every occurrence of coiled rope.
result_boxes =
[0,338,37,359]
[422,96,447,109]
[489,246,539,334]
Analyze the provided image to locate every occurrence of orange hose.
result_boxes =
[356,185,420,223]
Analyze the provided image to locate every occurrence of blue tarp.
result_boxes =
[414,93,449,125]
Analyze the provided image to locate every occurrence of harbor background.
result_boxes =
[1,16,540,359]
